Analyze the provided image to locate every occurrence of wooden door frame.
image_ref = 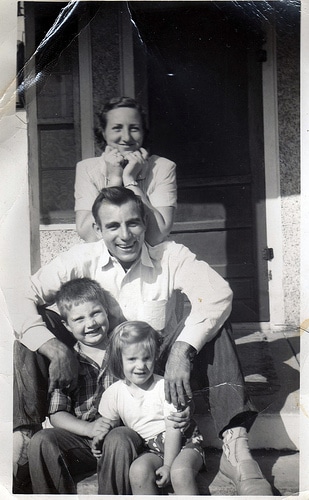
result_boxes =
[262,22,285,327]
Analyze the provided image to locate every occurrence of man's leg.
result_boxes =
[190,322,257,435]
[28,428,96,494]
[158,320,272,495]
[97,427,144,494]
[191,322,273,495]
[13,307,75,492]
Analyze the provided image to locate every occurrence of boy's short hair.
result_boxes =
[55,278,108,322]
[107,321,161,380]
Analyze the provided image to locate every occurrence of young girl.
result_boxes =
[74,96,177,245]
[92,321,204,495]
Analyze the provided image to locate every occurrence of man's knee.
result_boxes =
[28,429,57,457]
[102,427,142,455]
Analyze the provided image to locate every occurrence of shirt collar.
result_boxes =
[140,243,154,268]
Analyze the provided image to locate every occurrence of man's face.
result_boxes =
[95,200,146,268]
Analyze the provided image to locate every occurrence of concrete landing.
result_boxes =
[77,449,299,495]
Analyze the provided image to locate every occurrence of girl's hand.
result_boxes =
[155,465,171,488]
[104,146,125,185]
[123,148,148,185]
[167,404,192,430]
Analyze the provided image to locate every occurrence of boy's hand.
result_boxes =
[91,433,105,459]
[155,465,171,488]
[91,417,111,439]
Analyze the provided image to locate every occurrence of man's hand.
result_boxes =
[38,338,79,393]
[164,341,196,408]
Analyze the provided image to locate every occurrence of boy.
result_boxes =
[27,278,115,494]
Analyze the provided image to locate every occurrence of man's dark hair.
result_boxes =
[92,187,146,229]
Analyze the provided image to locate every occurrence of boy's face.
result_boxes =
[65,300,109,347]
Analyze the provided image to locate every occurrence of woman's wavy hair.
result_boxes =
[107,321,161,380]
[95,96,149,151]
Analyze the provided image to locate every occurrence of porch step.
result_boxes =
[77,450,299,496]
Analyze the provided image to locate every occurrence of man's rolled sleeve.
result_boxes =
[174,246,233,352]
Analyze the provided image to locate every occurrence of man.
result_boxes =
[14,187,272,495]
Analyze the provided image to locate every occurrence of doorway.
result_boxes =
[130,2,269,322]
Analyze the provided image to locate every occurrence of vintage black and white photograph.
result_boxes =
[0,0,307,497]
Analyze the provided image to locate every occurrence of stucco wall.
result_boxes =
[276,8,300,327]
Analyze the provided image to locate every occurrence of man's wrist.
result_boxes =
[171,341,197,361]
[38,337,70,360]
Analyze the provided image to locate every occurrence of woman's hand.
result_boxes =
[123,147,148,185]
[104,146,125,186]
[156,464,171,488]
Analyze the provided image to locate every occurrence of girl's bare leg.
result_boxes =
[170,448,203,495]
[129,452,163,495]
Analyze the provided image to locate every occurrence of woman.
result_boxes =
[74,97,177,244]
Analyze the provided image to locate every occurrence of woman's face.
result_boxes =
[103,107,144,153]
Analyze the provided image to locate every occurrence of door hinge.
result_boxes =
[263,247,274,261]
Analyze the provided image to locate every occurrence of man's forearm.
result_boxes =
[38,337,70,361]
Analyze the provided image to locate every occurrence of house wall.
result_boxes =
[38,9,301,327]
[277,13,300,328]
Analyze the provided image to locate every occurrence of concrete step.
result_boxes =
[77,449,299,496]
[187,327,300,451]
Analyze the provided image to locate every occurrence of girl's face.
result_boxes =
[121,342,155,390]
[103,107,144,154]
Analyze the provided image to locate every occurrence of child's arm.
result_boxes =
[50,411,112,439]
[155,417,183,488]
